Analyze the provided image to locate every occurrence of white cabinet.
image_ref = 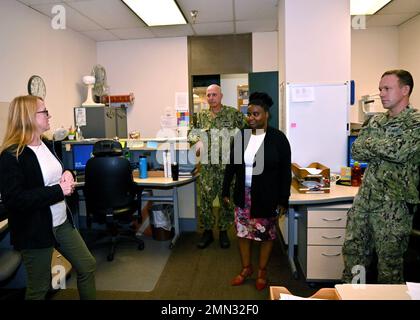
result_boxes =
[297,203,351,282]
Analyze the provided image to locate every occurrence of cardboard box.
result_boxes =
[270,286,340,300]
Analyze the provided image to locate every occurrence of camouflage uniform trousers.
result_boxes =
[342,194,413,284]
[198,164,234,231]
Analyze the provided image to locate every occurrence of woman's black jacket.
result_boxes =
[0,140,74,250]
[222,127,291,218]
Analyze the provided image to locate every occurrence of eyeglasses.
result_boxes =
[36,110,49,116]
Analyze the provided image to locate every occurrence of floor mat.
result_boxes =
[67,237,172,292]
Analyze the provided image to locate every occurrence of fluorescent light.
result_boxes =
[122,0,186,26]
[351,0,392,15]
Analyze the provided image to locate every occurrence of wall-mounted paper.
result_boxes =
[75,107,86,126]
[291,86,315,102]
[175,92,188,111]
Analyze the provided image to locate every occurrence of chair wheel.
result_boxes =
[107,253,114,261]
[138,242,145,250]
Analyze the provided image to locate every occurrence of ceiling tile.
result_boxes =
[150,24,194,38]
[21,0,420,41]
[31,2,102,31]
[18,0,62,4]
[191,22,234,36]
[177,0,234,23]
[29,2,59,17]
[367,13,417,27]
[378,0,420,14]
[236,19,277,33]
[68,0,145,29]
[234,0,278,20]
[81,29,120,41]
[111,27,156,40]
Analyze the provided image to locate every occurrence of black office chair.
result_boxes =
[83,140,144,261]
[0,203,22,286]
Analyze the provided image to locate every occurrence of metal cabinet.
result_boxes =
[74,106,127,139]
[297,203,351,282]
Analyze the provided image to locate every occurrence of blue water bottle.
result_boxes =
[139,156,148,179]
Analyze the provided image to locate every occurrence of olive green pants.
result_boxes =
[342,198,413,284]
[20,219,96,300]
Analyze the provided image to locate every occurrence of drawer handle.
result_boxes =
[321,235,342,239]
[321,253,341,257]
[322,217,342,222]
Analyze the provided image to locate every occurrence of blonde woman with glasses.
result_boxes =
[0,95,96,300]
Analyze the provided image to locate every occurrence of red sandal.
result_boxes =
[255,269,267,291]
[231,265,253,286]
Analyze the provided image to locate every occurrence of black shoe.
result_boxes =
[219,230,230,249]
[197,230,214,249]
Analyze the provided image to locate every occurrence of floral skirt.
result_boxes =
[234,187,277,241]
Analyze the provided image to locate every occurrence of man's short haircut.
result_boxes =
[382,69,414,96]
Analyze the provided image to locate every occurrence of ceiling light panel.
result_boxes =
[122,0,187,26]
[350,0,392,15]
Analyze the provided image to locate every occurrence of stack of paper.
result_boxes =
[302,168,322,175]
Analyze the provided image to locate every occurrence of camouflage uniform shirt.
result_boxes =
[188,105,247,164]
[352,106,420,203]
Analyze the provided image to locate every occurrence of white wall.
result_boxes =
[399,14,420,110]
[350,27,399,123]
[0,0,97,137]
[278,1,286,85]
[281,0,351,83]
[220,74,248,109]
[97,37,188,138]
[252,32,278,72]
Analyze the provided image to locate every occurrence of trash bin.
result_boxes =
[150,204,174,241]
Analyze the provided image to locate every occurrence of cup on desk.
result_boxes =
[171,162,179,181]
[330,173,341,184]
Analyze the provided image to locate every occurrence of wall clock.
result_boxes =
[27,75,46,99]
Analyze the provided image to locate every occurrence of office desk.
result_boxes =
[286,184,359,279]
[133,175,198,249]
[76,175,198,249]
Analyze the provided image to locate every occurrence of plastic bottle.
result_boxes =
[139,156,148,179]
[351,161,362,187]
[75,126,83,141]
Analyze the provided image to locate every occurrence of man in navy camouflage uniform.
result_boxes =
[342,70,420,283]
[189,84,246,249]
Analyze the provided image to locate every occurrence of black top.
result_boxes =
[222,127,291,218]
[0,140,74,250]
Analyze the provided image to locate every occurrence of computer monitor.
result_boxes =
[347,136,368,169]
[72,144,94,172]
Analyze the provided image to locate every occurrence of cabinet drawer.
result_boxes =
[306,246,344,280]
[307,228,345,245]
[307,210,347,228]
